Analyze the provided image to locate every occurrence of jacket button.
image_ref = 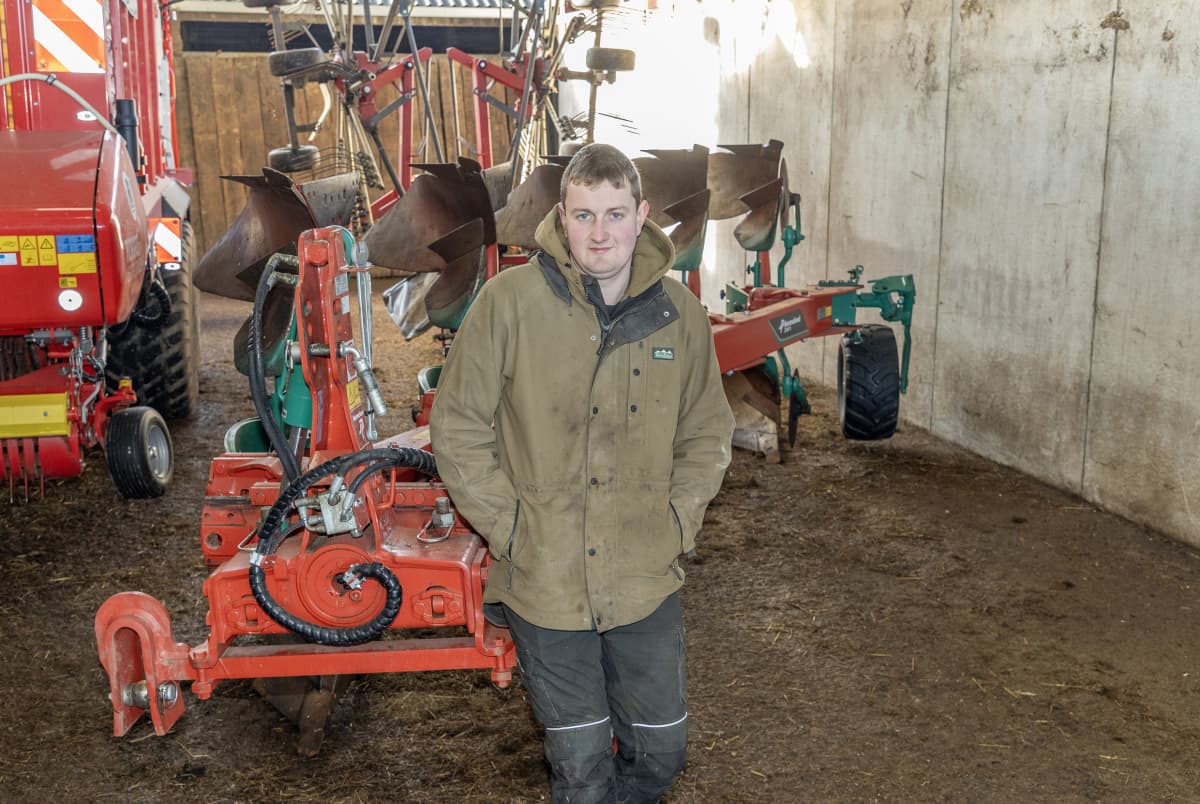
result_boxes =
[633,368,640,376]
[592,406,598,414]
[590,477,598,486]
[590,334,597,341]
[588,548,596,556]
[630,404,637,413]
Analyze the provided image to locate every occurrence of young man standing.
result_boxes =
[431,143,734,803]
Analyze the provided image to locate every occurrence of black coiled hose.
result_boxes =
[248,446,438,646]
[130,277,172,328]
[249,560,403,646]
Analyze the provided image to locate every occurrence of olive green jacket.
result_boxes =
[430,210,734,631]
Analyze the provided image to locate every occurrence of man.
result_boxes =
[430,143,734,803]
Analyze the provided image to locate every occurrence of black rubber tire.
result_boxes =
[586,47,636,72]
[106,221,201,421]
[268,48,325,78]
[268,145,320,173]
[838,324,900,441]
[0,336,43,381]
[105,406,173,499]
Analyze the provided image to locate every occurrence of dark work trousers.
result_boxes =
[501,593,688,804]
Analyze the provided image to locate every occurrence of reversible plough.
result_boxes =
[96,0,915,753]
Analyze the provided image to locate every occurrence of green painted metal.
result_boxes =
[852,273,916,393]
[418,364,443,394]
[275,317,313,429]
[775,193,805,288]
[723,282,750,315]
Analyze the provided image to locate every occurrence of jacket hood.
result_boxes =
[533,207,677,302]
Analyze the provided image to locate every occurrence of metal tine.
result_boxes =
[362,0,375,54]
[315,0,344,60]
[400,1,444,162]
[371,0,404,65]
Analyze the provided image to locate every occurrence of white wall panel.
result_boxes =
[825,0,952,426]
[1085,3,1200,544]
[933,0,1112,491]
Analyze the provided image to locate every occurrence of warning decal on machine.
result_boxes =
[32,0,106,75]
[0,237,16,266]
[19,236,39,266]
[56,234,97,274]
[5,233,96,270]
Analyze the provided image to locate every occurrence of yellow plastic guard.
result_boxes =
[0,393,70,437]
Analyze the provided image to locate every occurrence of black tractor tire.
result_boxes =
[837,324,900,441]
[106,221,201,421]
[268,48,326,78]
[105,406,173,499]
[586,47,636,72]
[0,336,44,381]
[268,145,320,173]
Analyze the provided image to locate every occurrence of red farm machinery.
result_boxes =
[0,0,197,499]
[94,0,913,752]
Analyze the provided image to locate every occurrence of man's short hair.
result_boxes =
[559,143,643,206]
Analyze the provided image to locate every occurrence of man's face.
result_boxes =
[558,179,650,284]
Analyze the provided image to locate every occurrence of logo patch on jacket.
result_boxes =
[652,346,675,360]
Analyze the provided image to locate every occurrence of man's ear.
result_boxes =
[636,198,650,231]
[557,202,567,227]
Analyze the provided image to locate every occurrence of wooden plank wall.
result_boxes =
[174,52,516,255]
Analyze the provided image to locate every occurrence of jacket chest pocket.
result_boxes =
[626,340,681,472]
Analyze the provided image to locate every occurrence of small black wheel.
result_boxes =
[268,48,326,78]
[586,47,636,72]
[105,406,173,499]
[267,145,320,173]
[838,324,900,441]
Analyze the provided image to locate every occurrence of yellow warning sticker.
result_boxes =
[19,236,39,266]
[37,236,57,265]
[0,237,17,252]
[59,276,78,288]
[58,253,96,275]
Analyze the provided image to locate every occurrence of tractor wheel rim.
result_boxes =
[146,426,171,479]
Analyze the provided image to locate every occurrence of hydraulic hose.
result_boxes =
[130,278,171,328]
[249,254,302,482]
[250,560,403,645]
[248,447,437,646]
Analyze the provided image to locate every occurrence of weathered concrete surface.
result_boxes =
[1084,3,1200,543]
[932,0,1112,493]
[824,0,952,426]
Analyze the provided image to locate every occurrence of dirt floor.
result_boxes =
[1,290,1199,803]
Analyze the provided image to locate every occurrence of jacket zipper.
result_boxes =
[670,503,685,580]
[505,500,520,591]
